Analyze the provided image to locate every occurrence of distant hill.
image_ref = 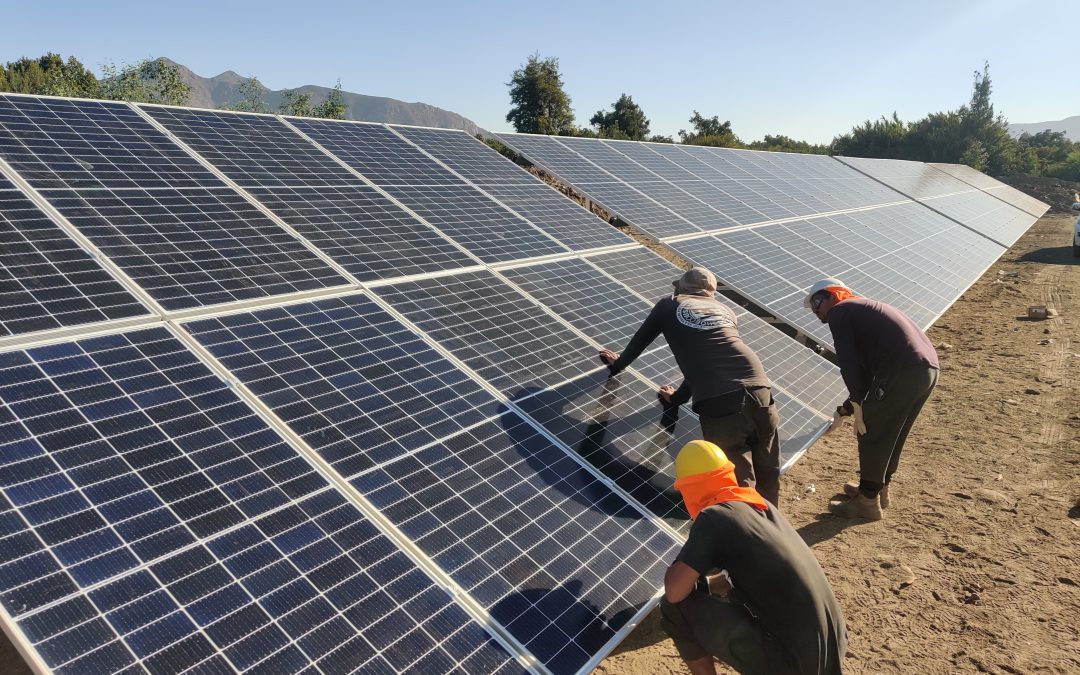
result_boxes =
[165,59,480,135]
[1009,116,1080,140]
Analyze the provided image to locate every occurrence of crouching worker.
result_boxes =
[661,441,847,675]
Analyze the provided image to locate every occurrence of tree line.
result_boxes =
[0,53,346,120]
[506,54,1080,179]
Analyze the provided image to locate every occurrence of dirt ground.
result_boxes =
[2,216,1077,674]
[597,213,1080,675]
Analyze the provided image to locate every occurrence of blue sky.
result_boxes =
[12,0,1077,143]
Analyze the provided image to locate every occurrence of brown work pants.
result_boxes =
[696,387,781,505]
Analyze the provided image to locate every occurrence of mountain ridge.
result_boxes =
[1008,115,1080,140]
[165,59,481,135]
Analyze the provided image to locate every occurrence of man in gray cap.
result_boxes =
[599,267,782,505]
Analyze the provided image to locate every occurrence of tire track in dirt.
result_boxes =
[1036,265,1068,447]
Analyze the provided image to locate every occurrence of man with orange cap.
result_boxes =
[598,267,781,505]
[662,440,846,675]
[804,278,939,520]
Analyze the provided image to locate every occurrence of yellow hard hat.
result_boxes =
[675,440,730,480]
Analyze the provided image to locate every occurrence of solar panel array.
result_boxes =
[837,155,1046,247]
[496,133,1047,351]
[928,162,1049,218]
[0,93,888,674]
[495,133,905,240]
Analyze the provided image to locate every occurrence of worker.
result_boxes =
[662,440,847,675]
[598,267,781,505]
[804,278,939,520]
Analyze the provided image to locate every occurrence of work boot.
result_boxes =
[844,482,890,508]
[829,493,883,520]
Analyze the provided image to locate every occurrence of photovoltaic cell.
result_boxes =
[372,270,598,396]
[39,187,348,311]
[0,175,150,337]
[290,119,569,263]
[184,294,504,480]
[920,190,1038,248]
[0,95,348,311]
[352,413,678,674]
[395,127,632,251]
[0,327,521,674]
[930,162,1049,218]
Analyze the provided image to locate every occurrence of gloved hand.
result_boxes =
[851,401,867,436]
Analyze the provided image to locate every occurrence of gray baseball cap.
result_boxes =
[673,267,717,295]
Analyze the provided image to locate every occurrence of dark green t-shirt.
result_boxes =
[677,502,847,675]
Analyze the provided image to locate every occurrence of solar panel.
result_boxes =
[838,155,1040,247]
[184,294,505,481]
[371,270,598,396]
[0,327,523,674]
[500,258,663,349]
[350,413,677,674]
[142,105,359,189]
[0,95,349,311]
[143,107,478,282]
[493,134,697,238]
[929,163,1049,218]
[288,119,569,263]
[512,369,697,529]
[394,127,632,251]
[183,294,680,673]
[38,187,348,311]
[668,199,1011,349]
[0,173,150,338]
[0,96,219,191]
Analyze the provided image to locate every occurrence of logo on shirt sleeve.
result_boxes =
[675,297,736,330]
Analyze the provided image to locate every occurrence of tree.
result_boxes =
[829,112,910,158]
[0,53,98,98]
[99,58,190,105]
[506,53,575,135]
[229,75,271,113]
[279,89,313,117]
[679,111,741,147]
[312,80,346,119]
[747,134,827,154]
[647,134,674,144]
[590,93,650,140]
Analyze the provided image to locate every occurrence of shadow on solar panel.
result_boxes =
[511,370,697,531]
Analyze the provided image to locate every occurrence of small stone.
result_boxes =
[1059,577,1078,587]
[1038,339,1053,345]
[805,484,816,494]
[1044,328,1051,334]
[1025,388,1041,395]
[931,590,943,601]
[974,488,1006,504]
[1003,399,1020,405]
[937,341,954,350]
[963,592,981,605]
